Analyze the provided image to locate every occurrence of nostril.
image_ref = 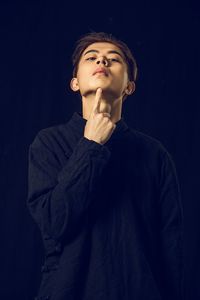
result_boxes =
[97,61,107,66]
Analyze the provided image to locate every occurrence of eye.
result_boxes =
[85,57,120,63]
[86,57,96,61]
[109,58,120,62]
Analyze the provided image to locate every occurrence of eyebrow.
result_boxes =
[83,49,124,59]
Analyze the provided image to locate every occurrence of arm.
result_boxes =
[158,150,184,300]
[27,130,111,244]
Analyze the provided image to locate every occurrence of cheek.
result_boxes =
[120,70,129,85]
[114,70,128,85]
[77,66,91,81]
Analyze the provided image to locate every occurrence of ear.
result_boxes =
[70,78,80,92]
[124,81,136,95]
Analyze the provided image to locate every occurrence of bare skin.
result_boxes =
[70,42,136,145]
[84,87,116,145]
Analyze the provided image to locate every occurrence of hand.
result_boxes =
[84,88,116,145]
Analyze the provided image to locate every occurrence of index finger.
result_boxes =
[92,88,102,115]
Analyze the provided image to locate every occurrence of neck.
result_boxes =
[81,92,123,124]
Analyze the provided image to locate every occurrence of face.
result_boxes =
[70,42,135,99]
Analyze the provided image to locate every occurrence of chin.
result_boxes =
[91,82,115,91]
[82,85,122,99]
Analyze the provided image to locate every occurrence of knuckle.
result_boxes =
[103,113,111,118]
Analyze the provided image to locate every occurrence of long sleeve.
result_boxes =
[158,150,184,300]
[27,130,111,244]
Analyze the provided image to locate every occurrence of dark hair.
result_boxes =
[71,31,138,83]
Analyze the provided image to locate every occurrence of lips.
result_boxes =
[93,67,108,76]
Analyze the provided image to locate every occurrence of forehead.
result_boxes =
[82,42,124,57]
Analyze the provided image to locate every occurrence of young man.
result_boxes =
[27,32,184,300]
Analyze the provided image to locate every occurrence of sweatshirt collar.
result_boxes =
[67,111,129,141]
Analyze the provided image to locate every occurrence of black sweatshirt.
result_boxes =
[27,111,184,300]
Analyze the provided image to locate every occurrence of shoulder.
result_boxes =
[28,122,73,168]
[126,127,169,159]
[125,127,178,179]
[125,128,180,192]
[30,122,69,150]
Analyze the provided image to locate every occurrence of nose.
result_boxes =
[96,56,108,66]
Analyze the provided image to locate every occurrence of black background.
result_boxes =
[0,1,199,299]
